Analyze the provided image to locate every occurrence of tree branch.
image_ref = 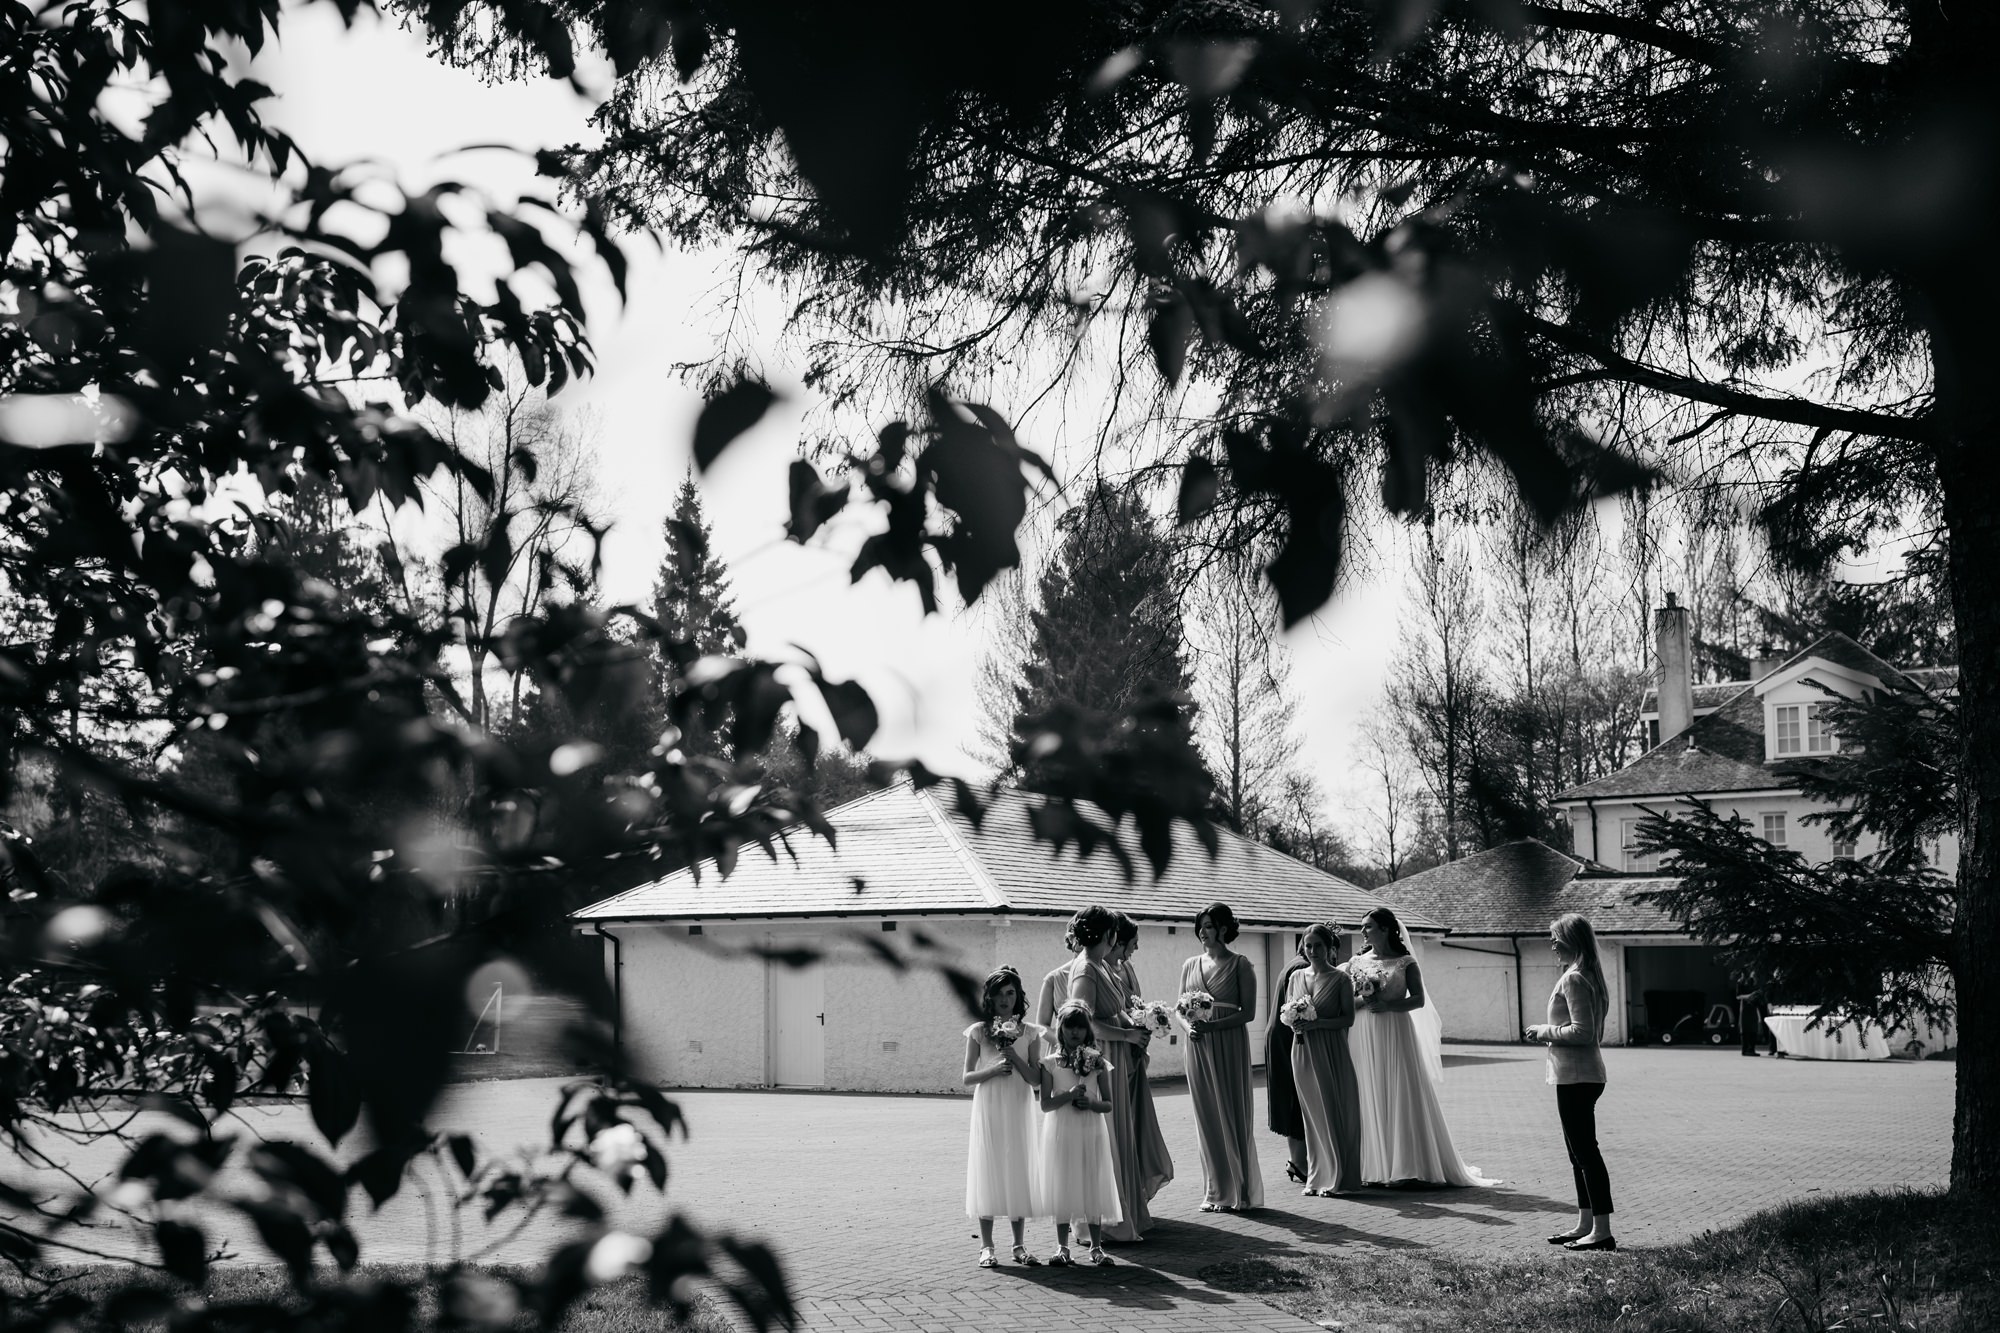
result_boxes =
[1513,309,1938,445]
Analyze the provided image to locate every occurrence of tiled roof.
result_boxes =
[1556,632,1939,803]
[573,782,1441,932]
[1372,839,1685,937]
[1639,681,1749,715]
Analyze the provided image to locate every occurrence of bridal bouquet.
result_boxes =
[1280,994,1317,1030]
[1175,990,1215,1022]
[1128,1000,1174,1036]
[988,1016,1024,1046]
[1348,964,1386,1005]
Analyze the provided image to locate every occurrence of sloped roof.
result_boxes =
[1638,680,1749,715]
[572,782,1441,932]
[1557,632,1937,803]
[1371,839,1685,936]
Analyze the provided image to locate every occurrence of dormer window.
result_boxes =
[1773,703,1837,757]
[1774,705,1801,755]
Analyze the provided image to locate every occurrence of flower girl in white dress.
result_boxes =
[1036,1001,1121,1267]
[1344,907,1500,1188]
[963,967,1044,1268]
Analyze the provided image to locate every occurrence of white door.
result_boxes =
[769,948,826,1087]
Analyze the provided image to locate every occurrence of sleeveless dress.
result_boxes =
[1346,953,1499,1187]
[1035,1050,1123,1226]
[1035,960,1076,1028]
[964,1022,1043,1220]
[1066,957,1155,1240]
[1117,958,1176,1210]
[1287,966,1361,1194]
[1182,952,1264,1208]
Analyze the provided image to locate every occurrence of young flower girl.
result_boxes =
[963,966,1043,1268]
[1036,1001,1121,1267]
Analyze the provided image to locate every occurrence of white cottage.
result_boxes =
[1378,602,1959,1050]
[1556,604,1959,874]
[571,781,1442,1093]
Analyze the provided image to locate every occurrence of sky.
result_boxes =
[245,5,1409,820]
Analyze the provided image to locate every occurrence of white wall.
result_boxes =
[1409,936,1632,1047]
[603,915,1295,1093]
[1572,795,1960,873]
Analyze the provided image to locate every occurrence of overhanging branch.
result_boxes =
[1513,310,1938,446]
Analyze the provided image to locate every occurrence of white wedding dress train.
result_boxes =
[1346,954,1500,1187]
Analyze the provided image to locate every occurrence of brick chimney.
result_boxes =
[1749,643,1785,681]
[1655,593,1695,744]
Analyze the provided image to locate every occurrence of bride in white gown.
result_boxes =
[1344,907,1500,1187]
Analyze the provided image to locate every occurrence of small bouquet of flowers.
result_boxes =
[1348,963,1386,1006]
[1280,993,1317,1031]
[1068,1044,1107,1077]
[1127,999,1174,1036]
[988,1015,1024,1046]
[1175,990,1215,1023]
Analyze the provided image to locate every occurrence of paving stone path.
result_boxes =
[4,1046,1952,1332]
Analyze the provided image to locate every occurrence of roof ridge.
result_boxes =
[915,785,1009,910]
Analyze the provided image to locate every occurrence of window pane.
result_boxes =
[1622,818,1650,872]
[1763,812,1787,846]
[1775,705,1800,754]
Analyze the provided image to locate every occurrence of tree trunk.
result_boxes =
[1937,433,2000,1196]
[1919,25,2000,1179]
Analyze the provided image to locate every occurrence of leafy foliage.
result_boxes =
[1631,801,1954,1034]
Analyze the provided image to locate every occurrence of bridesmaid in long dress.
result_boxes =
[1035,922,1080,1027]
[1065,906,1155,1241]
[1285,923,1362,1196]
[1265,941,1310,1186]
[1181,901,1264,1211]
[1109,912,1174,1216]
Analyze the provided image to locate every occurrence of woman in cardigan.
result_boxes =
[1526,912,1617,1251]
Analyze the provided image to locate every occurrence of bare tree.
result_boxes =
[1187,549,1302,834]
[417,371,607,732]
[1354,708,1429,882]
[1386,519,1487,860]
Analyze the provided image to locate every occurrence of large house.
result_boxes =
[1556,598,1958,873]
[571,781,1441,1093]
[1379,597,1957,1049]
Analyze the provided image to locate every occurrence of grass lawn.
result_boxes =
[1198,1189,1996,1333]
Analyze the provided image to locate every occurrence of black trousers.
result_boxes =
[1556,1082,1613,1215]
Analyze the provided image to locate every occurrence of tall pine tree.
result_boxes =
[653,472,745,756]
[1010,482,1206,797]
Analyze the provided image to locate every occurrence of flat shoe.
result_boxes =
[1013,1246,1041,1266]
[977,1248,997,1268]
[1547,1231,1589,1245]
[1199,1202,1222,1212]
[1564,1236,1619,1252]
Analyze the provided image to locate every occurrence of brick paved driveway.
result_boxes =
[4,1046,1951,1333]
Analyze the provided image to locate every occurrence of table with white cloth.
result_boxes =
[1763,1006,1896,1061]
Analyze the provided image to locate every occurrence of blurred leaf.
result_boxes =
[814,675,878,750]
[1176,455,1220,523]
[1148,294,1195,386]
[155,1219,208,1283]
[307,1044,360,1146]
[693,376,779,471]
